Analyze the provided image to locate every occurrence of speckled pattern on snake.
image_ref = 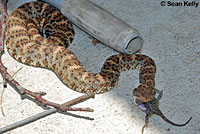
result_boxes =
[5,1,156,103]
[5,1,192,133]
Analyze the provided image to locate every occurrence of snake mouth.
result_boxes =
[133,91,160,112]
[134,91,192,130]
[133,97,146,111]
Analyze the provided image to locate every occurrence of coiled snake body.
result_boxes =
[5,1,156,102]
[5,1,191,133]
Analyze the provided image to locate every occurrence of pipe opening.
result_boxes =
[123,36,144,54]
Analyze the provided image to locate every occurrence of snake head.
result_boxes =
[133,89,192,134]
[133,84,156,103]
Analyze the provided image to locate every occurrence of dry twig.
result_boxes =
[0,0,94,115]
[0,92,94,133]
[1,67,23,116]
[0,86,5,116]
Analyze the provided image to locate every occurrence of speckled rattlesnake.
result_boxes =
[5,1,192,132]
[5,1,156,102]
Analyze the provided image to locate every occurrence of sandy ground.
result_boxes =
[0,0,200,134]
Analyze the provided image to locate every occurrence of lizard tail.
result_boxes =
[158,110,192,126]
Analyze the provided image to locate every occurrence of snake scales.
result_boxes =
[5,1,192,132]
[5,1,156,102]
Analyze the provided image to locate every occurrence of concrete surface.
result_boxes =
[0,0,200,134]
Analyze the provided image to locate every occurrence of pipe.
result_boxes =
[42,0,143,54]
[40,0,63,9]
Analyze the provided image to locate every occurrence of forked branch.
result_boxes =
[0,0,94,114]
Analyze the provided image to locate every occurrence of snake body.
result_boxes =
[5,1,192,132]
[5,1,156,102]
